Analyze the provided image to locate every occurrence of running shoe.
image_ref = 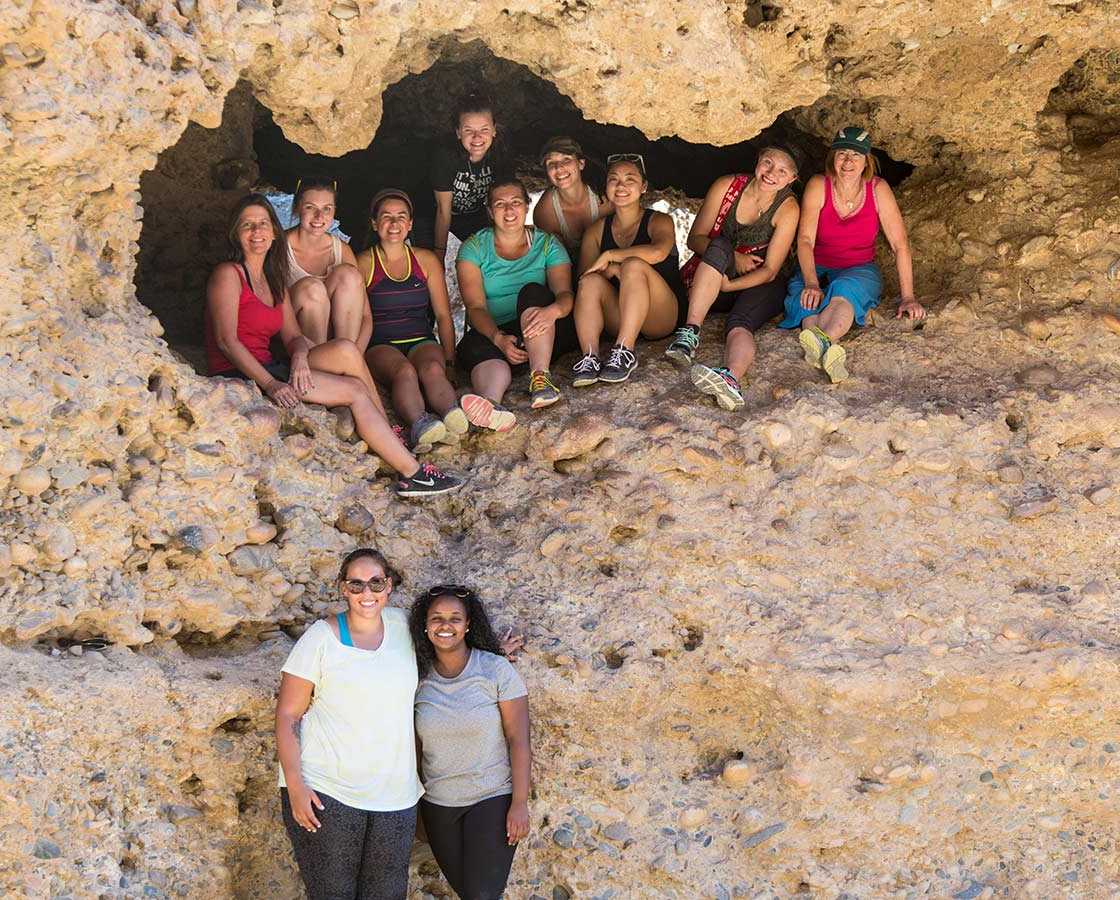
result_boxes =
[690,364,745,411]
[798,326,830,369]
[822,343,849,383]
[410,413,446,449]
[395,462,464,497]
[442,403,470,438]
[571,352,602,388]
[664,326,700,367]
[599,344,638,383]
[529,370,561,408]
[461,393,517,432]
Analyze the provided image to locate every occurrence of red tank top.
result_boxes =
[814,177,881,269]
[205,263,284,374]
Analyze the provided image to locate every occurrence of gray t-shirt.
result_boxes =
[415,649,527,807]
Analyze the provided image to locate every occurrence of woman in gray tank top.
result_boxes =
[665,146,801,412]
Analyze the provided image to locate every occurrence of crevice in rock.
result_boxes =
[1041,48,1120,148]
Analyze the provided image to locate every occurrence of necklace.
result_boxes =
[834,179,862,212]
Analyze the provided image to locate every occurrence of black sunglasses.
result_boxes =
[342,576,391,595]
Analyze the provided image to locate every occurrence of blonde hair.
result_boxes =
[825,149,877,182]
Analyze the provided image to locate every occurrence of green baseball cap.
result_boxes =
[831,126,872,154]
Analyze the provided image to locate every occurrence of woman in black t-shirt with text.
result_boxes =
[430,93,504,266]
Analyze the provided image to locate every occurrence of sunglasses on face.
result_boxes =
[606,152,647,177]
[342,577,391,595]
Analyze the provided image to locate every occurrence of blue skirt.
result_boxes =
[779,263,882,329]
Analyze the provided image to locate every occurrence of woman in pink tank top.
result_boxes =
[780,127,925,383]
[284,176,372,352]
[206,194,462,498]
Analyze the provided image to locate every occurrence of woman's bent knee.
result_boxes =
[329,263,362,288]
[619,257,652,279]
[292,278,328,307]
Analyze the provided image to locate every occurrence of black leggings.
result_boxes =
[281,789,416,900]
[456,282,579,374]
[420,794,517,900]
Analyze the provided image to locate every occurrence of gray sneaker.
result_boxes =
[571,351,602,387]
[599,344,638,383]
[690,364,745,411]
[664,326,700,367]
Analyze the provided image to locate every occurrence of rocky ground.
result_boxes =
[2,0,1119,897]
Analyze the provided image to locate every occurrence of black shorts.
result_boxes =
[368,332,438,352]
[456,282,579,374]
[215,360,290,382]
[700,236,788,335]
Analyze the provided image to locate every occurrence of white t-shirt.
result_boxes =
[278,608,423,811]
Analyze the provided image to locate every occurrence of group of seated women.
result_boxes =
[206,90,926,501]
[276,549,530,899]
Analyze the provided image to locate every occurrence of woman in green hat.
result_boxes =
[780,126,925,383]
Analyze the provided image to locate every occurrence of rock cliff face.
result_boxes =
[2,1,1119,898]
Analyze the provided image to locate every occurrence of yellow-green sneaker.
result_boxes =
[798,327,830,369]
[822,343,849,383]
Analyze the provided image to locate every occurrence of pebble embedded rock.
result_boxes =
[15,466,51,496]
[335,504,374,536]
[721,760,755,787]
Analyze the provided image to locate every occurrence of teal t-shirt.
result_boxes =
[457,227,571,326]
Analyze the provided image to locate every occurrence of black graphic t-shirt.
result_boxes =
[430,145,497,217]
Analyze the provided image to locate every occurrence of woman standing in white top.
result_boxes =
[284,176,373,350]
[275,548,421,900]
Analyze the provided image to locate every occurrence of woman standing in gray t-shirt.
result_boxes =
[410,586,532,899]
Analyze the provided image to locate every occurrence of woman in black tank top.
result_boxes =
[569,155,686,386]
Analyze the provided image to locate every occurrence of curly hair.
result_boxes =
[408,586,502,678]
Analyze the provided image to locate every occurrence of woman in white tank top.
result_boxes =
[531,136,610,273]
[284,176,372,350]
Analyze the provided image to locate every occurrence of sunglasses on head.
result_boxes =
[423,584,474,601]
[342,576,391,595]
[606,152,647,177]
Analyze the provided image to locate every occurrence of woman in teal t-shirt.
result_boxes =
[455,176,579,430]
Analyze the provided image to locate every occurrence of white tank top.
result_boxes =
[285,233,343,286]
[550,185,600,254]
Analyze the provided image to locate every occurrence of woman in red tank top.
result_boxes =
[779,127,925,384]
[205,194,462,497]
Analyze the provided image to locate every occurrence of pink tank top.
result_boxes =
[205,263,284,374]
[814,177,880,269]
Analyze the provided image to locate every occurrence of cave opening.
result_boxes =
[1040,48,1120,148]
[135,41,914,370]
